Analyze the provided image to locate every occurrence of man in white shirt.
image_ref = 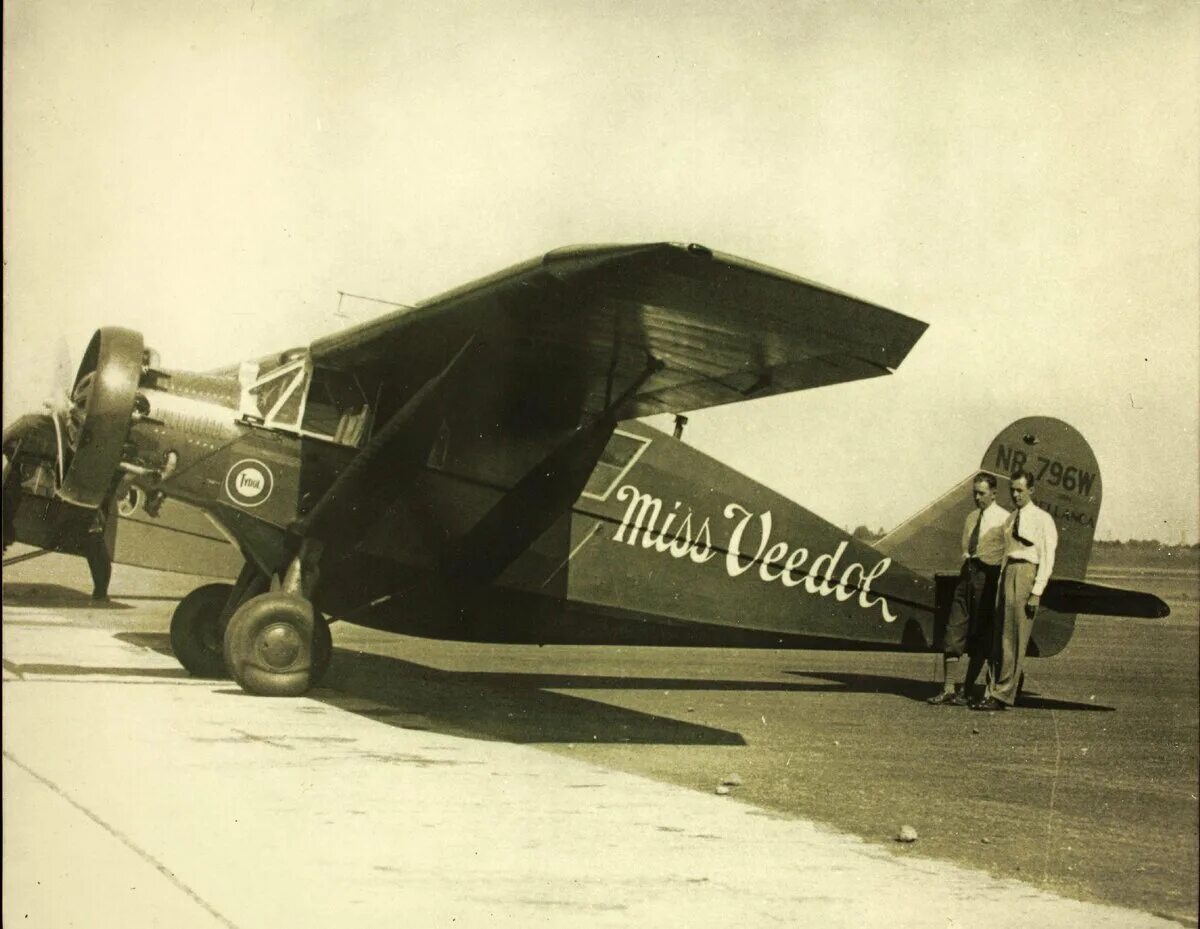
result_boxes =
[974,471,1058,711]
[927,473,1007,706]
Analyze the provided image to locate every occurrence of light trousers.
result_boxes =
[987,560,1037,706]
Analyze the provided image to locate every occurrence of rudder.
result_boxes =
[981,416,1101,582]
[878,416,1102,657]
[878,416,1102,579]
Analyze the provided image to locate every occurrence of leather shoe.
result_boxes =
[926,691,968,706]
[971,697,1007,712]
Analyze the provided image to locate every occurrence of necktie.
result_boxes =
[968,512,981,556]
[1013,507,1034,546]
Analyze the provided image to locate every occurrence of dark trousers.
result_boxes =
[944,559,1000,658]
[85,533,112,598]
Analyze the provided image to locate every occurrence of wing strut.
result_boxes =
[444,354,664,587]
[291,338,475,550]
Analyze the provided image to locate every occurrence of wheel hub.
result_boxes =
[256,622,303,669]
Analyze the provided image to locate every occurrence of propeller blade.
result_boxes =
[49,409,66,487]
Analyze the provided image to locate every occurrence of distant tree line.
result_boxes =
[1087,539,1199,572]
[1094,539,1199,551]
[847,528,1197,554]
[852,526,887,543]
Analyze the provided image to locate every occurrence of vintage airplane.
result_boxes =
[2,242,1168,697]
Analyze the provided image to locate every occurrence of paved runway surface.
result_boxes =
[3,553,1197,927]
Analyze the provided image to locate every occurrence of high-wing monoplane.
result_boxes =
[2,243,1169,696]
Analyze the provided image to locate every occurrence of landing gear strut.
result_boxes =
[169,560,269,679]
[222,592,331,696]
[222,540,331,697]
[169,546,332,695]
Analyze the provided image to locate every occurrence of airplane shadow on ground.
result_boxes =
[316,651,764,747]
[3,659,192,681]
[781,670,1116,712]
[117,633,749,746]
[10,633,196,681]
[106,634,1114,747]
[2,583,132,610]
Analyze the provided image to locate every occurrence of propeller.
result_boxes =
[55,327,146,508]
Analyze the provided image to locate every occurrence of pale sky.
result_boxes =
[4,0,1198,542]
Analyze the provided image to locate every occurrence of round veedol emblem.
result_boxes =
[225,459,274,507]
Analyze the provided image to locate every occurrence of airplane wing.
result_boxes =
[310,243,927,420]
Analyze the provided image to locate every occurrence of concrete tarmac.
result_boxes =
[2,561,1191,928]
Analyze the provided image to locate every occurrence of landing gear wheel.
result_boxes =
[223,591,322,697]
[169,583,234,678]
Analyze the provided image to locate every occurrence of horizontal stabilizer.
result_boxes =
[1042,578,1170,619]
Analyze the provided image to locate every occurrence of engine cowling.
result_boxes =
[58,327,145,508]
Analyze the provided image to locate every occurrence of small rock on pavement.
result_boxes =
[715,785,731,796]
[896,825,918,843]
[720,773,743,787]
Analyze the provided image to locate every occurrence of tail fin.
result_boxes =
[982,421,1166,623]
[874,471,981,577]
[878,416,1102,578]
[883,417,1161,657]
[878,417,1105,657]
[980,416,1101,579]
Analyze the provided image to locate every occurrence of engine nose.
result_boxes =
[57,327,147,508]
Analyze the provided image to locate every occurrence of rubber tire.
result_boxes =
[169,583,234,678]
[223,592,319,697]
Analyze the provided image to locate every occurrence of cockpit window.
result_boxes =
[239,353,370,447]
[301,367,371,447]
[246,358,308,427]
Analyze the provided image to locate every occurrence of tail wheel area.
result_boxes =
[223,592,330,697]
[169,583,234,678]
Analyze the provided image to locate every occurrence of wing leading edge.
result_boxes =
[311,243,927,421]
